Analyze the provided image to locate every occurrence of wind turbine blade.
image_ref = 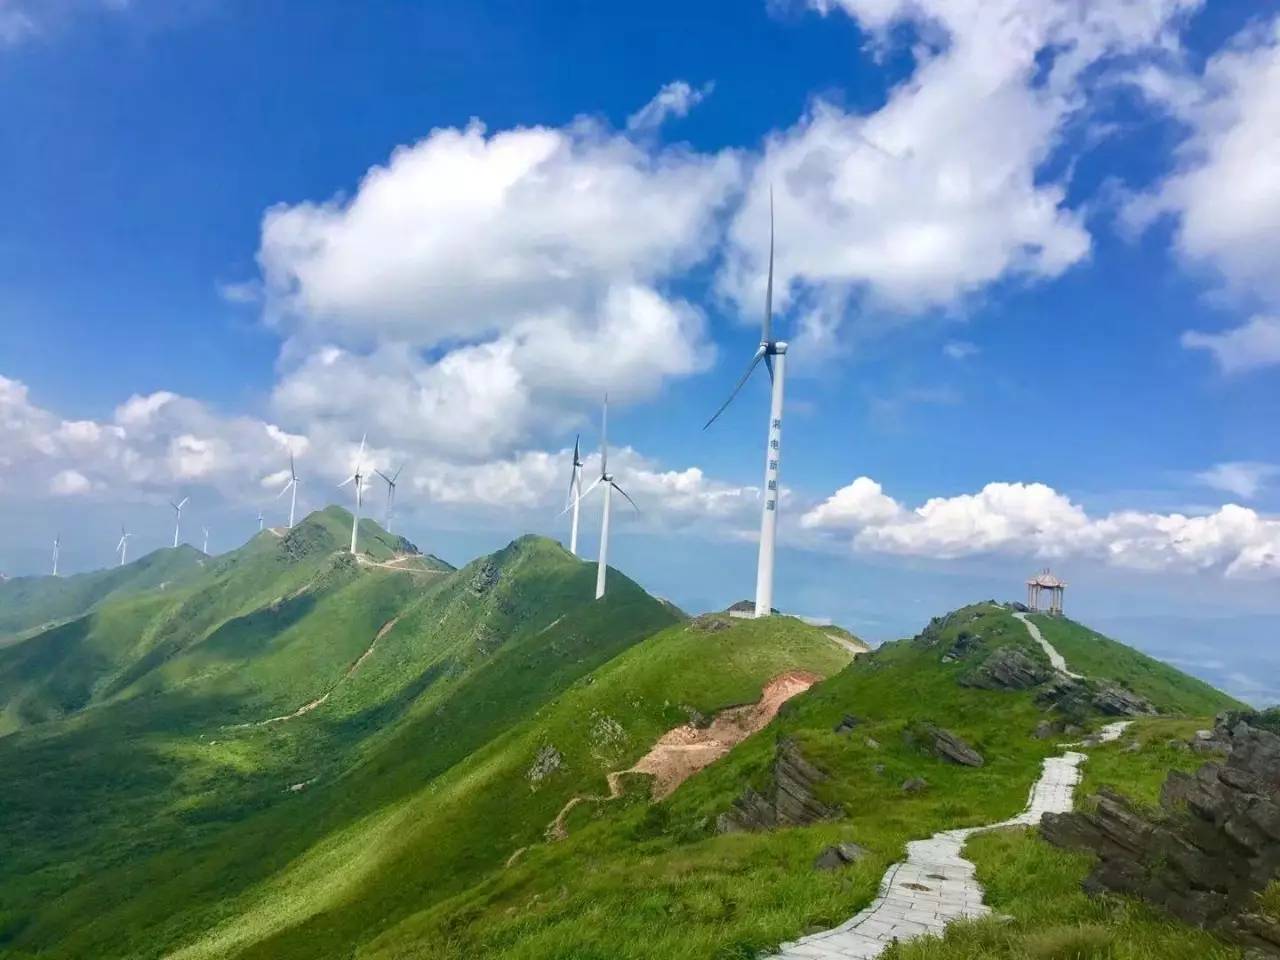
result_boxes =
[764,186,774,344]
[391,463,404,483]
[276,479,293,498]
[178,496,189,509]
[611,481,640,514]
[375,469,391,485]
[558,476,602,517]
[703,346,766,430]
[289,452,296,478]
[600,395,608,477]
[764,351,774,383]
[573,434,581,465]
[338,475,355,488]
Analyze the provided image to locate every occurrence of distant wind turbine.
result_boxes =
[566,397,638,599]
[338,433,367,555]
[563,435,584,556]
[704,188,786,618]
[374,464,404,533]
[202,526,210,554]
[52,534,60,577]
[257,509,264,532]
[276,454,301,529]
[170,496,189,548]
[116,527,131,567]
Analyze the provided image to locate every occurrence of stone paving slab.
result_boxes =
[767,699,1131,960]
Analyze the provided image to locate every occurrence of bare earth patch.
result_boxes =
[546,670,820,841]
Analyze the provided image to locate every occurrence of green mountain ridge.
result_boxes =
[0,529,1253,960]
[0,543,206,645]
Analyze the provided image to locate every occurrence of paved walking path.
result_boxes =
[1013,611,1082,678]
[768,720,1130,959]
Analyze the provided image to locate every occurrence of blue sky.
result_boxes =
[2,0,1278,703]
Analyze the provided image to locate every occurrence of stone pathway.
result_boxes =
[768,720,1131,959]
[1013,611,1082,678]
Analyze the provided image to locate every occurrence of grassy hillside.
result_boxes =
[0,544,205,643]
[1030,613,1245,715]
[0,584,1246,960]
[0,524,681,959]
[368,602,1244,960]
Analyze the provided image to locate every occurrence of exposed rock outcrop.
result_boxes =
[907,722,985,767]
[1041,713,1280,957]
[960,646,1051,691]
[1036,675,1157,719]
[526,744,564,788]
[717,738,839,833]
[814,841,868,871]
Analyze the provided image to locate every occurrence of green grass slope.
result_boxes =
[0,544,205,643]
[376,602,1244,960]
[1031,613,1244,714]
[0,528,679,959]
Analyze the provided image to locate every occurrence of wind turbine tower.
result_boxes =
[170,496,189,548]
[375,464,403,533]
[565,397,638,599]
[276,454,301,529]
[202,526,210,554]
[52,535,60,577]
[704,190,787,618]
[116,527,131,567]
[257,510,264,532]
[338,434,367,555]
[564,435,584,556]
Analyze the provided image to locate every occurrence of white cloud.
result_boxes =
[252,115,739,460]
[257,118,739,349]
[50,469,91,496]
[1127,17,1280,307]
[1181,315,1280,375]
[942,340,979,360]
[803,476,1280,579]
[1195,461,1279,500]
[0,5,38,46]
[720,0,1198,344]
[627,81,713,132]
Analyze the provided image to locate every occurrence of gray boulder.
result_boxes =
[717,738,840,833]
[813,842,869,871]
[910,723,985,767]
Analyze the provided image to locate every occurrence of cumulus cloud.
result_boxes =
[0,375,308,505]
[720,0,1197,346]
[1127,17,1280,307]
[803,476,1280,579]
[251,114,739,460]
[50,469,91,496]
[626,80,714,132]
[1181,315,1280,375]
[943,340,979,360]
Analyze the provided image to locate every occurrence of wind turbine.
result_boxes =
[374,464,404,533]
[170,496,189,548]
[116,527,131,567]
[567,397,638,599]
[257,509,264,532]
[276,454,301,529]
[563,435,585,556]
[338,433,367,555]
[52,535,60,577]
[704,188,786,618]
[202,526,210,554]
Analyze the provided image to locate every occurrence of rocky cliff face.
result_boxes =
[716,738,839,833]
[1041,713,1280,957]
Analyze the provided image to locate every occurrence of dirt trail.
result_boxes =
[545,670,820,842]
[355,554,440,572]
[235,616,400,728]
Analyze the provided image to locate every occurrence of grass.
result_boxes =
[1029,615,1244,715]
[1077,715,1219,810]
[0,543,205,643]
[885,828,1242,960]
[0,583,1248,960]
